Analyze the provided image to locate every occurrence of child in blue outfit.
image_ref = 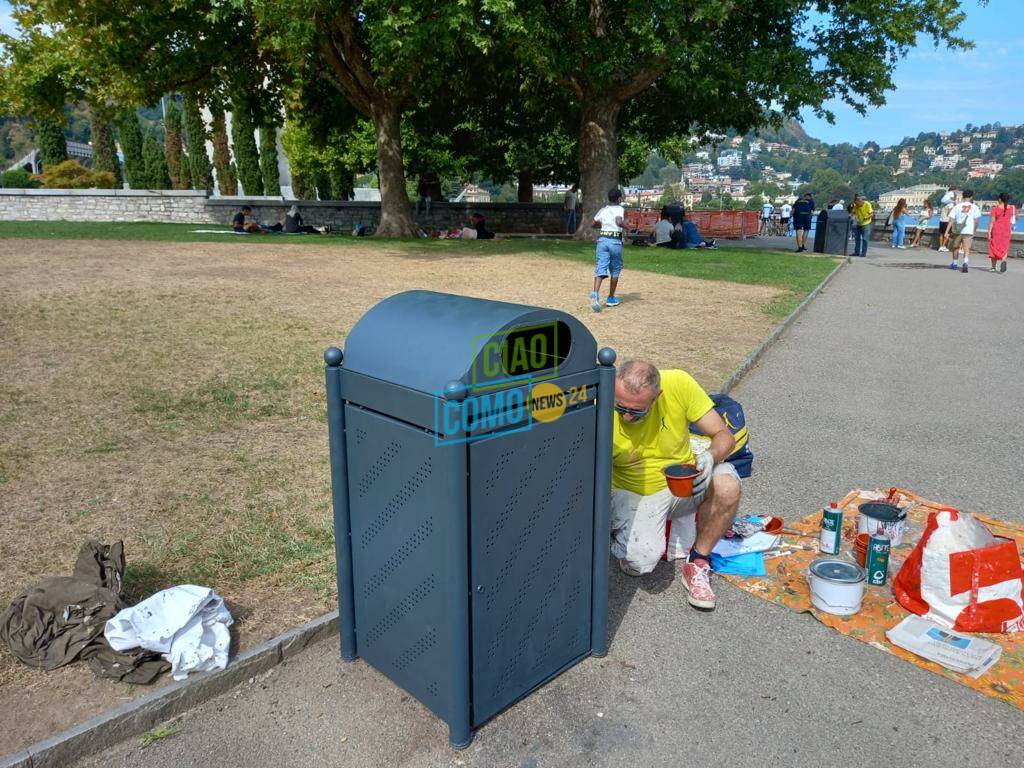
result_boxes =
[589,187,625,312]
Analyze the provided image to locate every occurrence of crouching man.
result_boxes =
[611,361,741,611]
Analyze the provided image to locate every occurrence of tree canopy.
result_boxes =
[1,0,975,235]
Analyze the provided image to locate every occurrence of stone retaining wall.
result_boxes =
[0,189,568,235]
[0,188,210,223]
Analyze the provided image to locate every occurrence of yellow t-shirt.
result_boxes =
[852,201,873,225]
[611,369,715,495]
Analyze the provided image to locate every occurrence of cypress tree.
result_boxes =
[35,115,68,168]
[259,124,281,196]
[115,109,145,189]
[209,101,237,195]
[230,96,263,196]
[89,105,123,186]
[181,152,192,189]
[164,99,186,189]
[182,93,213,191]
[142,132,171,189]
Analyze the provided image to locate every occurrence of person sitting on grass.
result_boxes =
[232,205,262,233]
[654,208,675,248]
[470,213,495,239]
[610,360,741,611]
[680,212,717,249]
[283,205,329,234]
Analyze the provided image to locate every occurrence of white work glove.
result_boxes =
[691,450,714,496]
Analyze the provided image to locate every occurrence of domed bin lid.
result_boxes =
[342,291,598,396]
[809,558,865,583]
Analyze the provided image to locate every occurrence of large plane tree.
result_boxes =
[506,0,972,235]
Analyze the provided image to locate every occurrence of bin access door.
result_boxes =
[468,405,596,724]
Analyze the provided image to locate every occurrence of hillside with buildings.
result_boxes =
[628,121,1024,211]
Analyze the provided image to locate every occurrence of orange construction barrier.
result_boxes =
[625,208,760,239]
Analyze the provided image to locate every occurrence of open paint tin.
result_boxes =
[807,558,866,616]
[857,501,908,546]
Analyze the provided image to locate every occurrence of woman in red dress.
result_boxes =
[988,192,1016,273]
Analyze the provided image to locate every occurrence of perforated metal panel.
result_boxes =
[345,405,453,720]
[468,405,596,724]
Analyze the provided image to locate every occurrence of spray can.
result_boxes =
[819,500,843,554]
[866,529,891,586]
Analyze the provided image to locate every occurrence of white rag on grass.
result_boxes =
[105,585,233,681]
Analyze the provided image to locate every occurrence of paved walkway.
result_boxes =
[76,246,1023,768]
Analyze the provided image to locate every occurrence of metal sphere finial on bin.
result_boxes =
[443,380,468,402]
[597,347,617,366]
[324,347,344,366]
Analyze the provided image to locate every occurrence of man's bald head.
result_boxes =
[617,360,660,395]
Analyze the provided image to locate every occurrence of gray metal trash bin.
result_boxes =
[324,290,616,748]
[814,209,852,255]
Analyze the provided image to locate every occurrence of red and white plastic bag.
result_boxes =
[894,507,1024,633]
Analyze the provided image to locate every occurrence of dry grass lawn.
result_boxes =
[0,237,785,752]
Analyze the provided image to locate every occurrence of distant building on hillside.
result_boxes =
[716,150,742,168]
[930,154,961,170]
[979,140,993,154]
[877,183,945,209]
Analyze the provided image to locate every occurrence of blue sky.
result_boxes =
[800,0,1023,145]
[2,0,1021,147]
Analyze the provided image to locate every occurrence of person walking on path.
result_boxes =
[988,192,1016,273]
[888,197,909,249]
[910,201,934,248]
[792,193,814,252]
[564,184,580,235]
[851,194,874,257]
[947,189,981,273]
[760,200,775,235]
[589,187,625,311]
[938,187,958,252]
[780,201,792,235]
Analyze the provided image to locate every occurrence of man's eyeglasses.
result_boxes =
[614,404,650,420]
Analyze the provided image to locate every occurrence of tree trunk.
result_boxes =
[517,170,534,202]
[370,101,417,237]
[209,105,237,196]
[575,99,621,240]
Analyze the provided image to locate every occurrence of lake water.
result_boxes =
[893,213,1024,233]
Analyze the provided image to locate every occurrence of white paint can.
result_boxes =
[807,558,866,616]
[857,501,908,546]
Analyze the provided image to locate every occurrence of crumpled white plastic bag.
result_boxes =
[105,585,233,681]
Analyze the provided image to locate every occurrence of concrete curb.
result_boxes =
[719,256,849,395]
[1,612,339,768]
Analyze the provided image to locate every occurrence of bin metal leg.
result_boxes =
[443,384,473,749]
[592,348,616,657]
[325,348,357,662]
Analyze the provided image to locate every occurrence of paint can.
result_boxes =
[857,501,908,546]
[865,531,891,586]
[807,558,866,616]
[819,501,843,554]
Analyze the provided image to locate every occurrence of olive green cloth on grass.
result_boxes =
[0,540,169,684]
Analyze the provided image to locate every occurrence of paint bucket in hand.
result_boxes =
[663,464,700,497]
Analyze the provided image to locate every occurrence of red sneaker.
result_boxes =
[680,560,716,611]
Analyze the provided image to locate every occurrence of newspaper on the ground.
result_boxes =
[886,615,1002,679]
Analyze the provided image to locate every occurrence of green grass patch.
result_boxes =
[141,727,179,748]
[0,221,838,298]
